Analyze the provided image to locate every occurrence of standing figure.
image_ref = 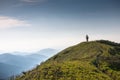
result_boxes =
[86,35,89,42]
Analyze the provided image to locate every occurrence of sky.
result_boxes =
[0,0,120,53]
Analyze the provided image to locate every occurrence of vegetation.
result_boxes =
[16,40,120,80]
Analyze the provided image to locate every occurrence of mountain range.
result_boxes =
[16,40,120,80]
[0,48,57,80]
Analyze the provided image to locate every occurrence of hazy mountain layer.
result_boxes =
[0,48,57,80]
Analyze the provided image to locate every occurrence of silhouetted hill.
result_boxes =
[16,40,120,80]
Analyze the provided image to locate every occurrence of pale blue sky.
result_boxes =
[0,0,120,53]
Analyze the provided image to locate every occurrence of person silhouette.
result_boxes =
[86,35,89,42]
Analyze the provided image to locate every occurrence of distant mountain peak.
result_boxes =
[37,48,58,57]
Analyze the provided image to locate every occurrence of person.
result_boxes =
[86,35,89,42]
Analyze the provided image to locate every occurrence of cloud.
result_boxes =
[21,0,45,3]
[0,16,30,29]
[12,0,48,7]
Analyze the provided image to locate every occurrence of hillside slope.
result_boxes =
[16,40,120,80]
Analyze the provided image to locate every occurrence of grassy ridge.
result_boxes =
[16,40,120,80]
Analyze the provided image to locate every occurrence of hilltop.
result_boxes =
[16,40,120,80]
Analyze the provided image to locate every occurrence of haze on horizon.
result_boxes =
[0,0,120,53]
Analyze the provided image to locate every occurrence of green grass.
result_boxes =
[16,40,120,80]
